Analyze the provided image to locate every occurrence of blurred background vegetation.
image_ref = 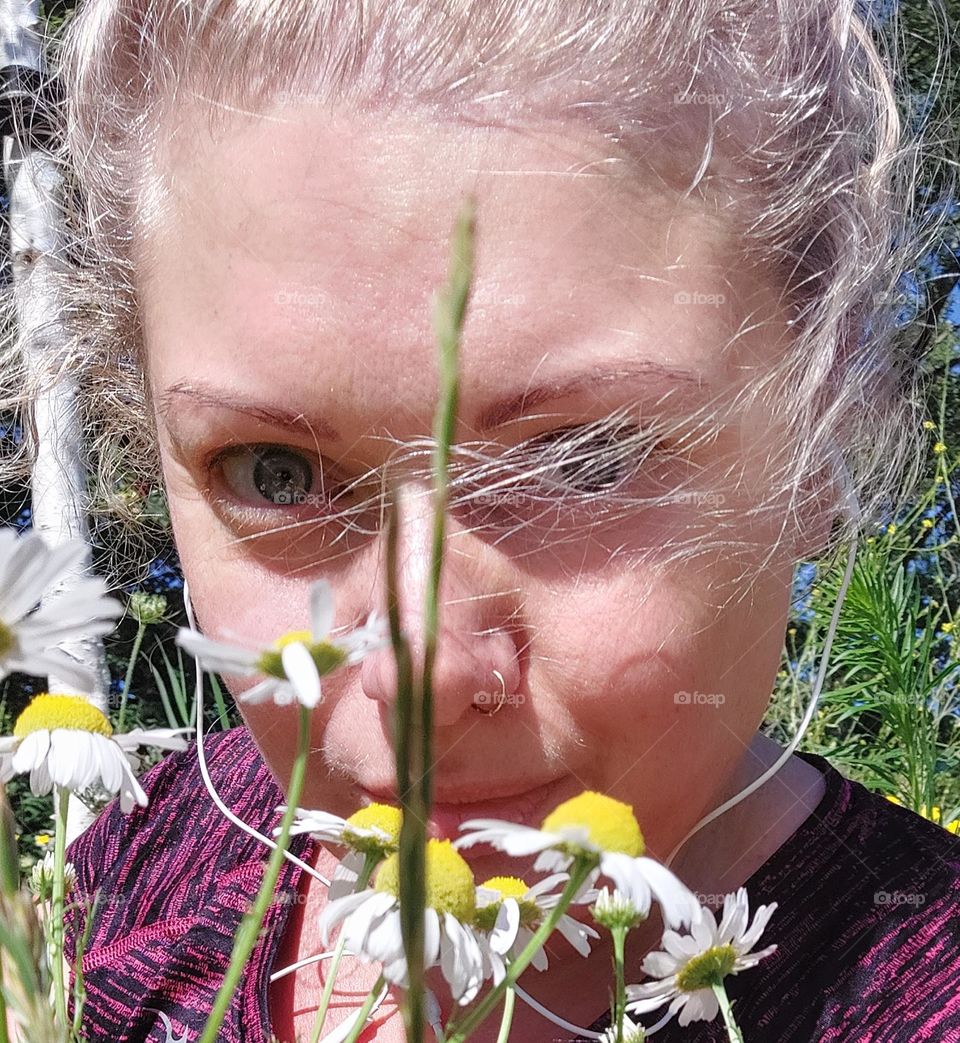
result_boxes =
[0,0,959,865]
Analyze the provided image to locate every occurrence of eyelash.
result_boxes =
[204,444,334,517]
[516,421,673,496]
[202,420,677,524]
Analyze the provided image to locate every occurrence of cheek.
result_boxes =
[169,492,312,659]
[544,569,790,853]
[545,565,791,756]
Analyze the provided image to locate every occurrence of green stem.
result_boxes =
[342,974,386,1043]
[495,986,516,1043]
[50,786,70,1033]
[306,931,349,1043]
[388,484,426,1043]
[71,890,98,1041]
[445,858,595,1043]
[197,706,312,1043]
[0,955,10,1043]
[116,621,146,731]
[711,982,745,1043]
[394,196,476,1043]
[308,854,378,1043]
[611,925,627,1043]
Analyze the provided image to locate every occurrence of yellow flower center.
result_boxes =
[375,839,476,922]
[14,693,112,738]
[474,875,539,931]
[343,804,403,854]
[275,629,314,648]
[256,629,347,679]
[0,620,16,659]
[541,791,644,857]
[675,944,737,991]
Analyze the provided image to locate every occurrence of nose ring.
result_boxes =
[474,669,506,716]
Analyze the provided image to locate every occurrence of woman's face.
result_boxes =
[140,103,814,868]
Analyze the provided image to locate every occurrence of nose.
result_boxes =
[359,482,522,728]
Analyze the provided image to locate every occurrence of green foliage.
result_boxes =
[765,386,960,830]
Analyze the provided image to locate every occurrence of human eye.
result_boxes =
[210,443,324,510]
[520,414,678,497]
[191,441,391,566]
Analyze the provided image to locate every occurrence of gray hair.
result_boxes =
[0,0,954,589]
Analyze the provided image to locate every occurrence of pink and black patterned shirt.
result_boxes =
[65,727,960,1042]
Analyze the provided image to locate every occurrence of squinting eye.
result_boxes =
[528,422,665,495]
[216,444,319,508]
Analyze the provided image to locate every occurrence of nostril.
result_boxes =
[359,619,523,729]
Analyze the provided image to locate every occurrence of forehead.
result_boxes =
[141,104,786,428]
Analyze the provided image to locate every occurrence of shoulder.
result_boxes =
[64,726,282,955]
[62,727,314,1042]
[741,755,960,1039]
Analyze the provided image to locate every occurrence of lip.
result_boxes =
[358,774,581,842]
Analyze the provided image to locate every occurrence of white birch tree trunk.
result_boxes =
[1,0,112,843]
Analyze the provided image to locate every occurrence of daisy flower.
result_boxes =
[175,578,387,708]
[0,692,191,813]
[473,873,599,983]
[279,801,403,898]
[625,887,778,1028]
[591,885,649,931]
[600,1012,647,1043]
[318,838,486,1005]
[456,790,700,930]
[0,529,123,691]
[29,849,77,901]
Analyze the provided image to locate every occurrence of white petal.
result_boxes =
[47,731,89,790]
[735,942,778,970]
[690,906,719,950]
[318,889,376,947]
[119,767,148,813]
[624,984,676,1013]
[717,888,749,945]
[6,651,96,691]
[738,902,778,954]
[678,988,719,1025]
[555,914,597,957]
[285,809,347,839]
[639,949,681,979]
[454,821,554,857]
[29,753,53,796]
[526,873,568,900]
[113,728,192,752]
[1,535,86,622]
[518,926,549,972]
[309,580,336,640]
[12,730,50,774]
[441,915,483,1006]
[533,849,573,873]
[238,678,279,704]
[600,852,652,916]
[365,905,405,968]
[280,641,322,708]
[174,628,259,674]
[423,908,441,968]
[489,898,520,955]
[634,856,701,930]
[661,930,700,961]
[328,851,364,902]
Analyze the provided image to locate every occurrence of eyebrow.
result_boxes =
[157,382,343,441]
[476,360,706,431]
[157,360,706,442]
